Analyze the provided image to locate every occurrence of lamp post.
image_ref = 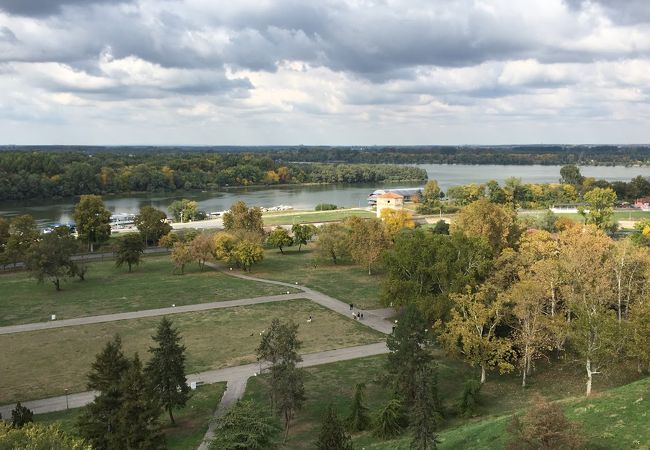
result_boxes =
[65,389,69,410]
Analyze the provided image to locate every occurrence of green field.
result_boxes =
[0,255,299,326]
[244,351,645,450]
[0,299,384,404]
[36,382,226,450]
[250,249,384,310]
[262,209,375,226]
[520,209,650,228]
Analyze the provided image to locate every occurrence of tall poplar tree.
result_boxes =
[146,317,191,425]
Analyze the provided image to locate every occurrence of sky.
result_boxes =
[0,0,649,145]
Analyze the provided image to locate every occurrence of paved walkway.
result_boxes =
[0,342,388,418]
[0,263,393,449]
[0,293,304,335]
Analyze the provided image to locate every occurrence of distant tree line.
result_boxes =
[0,151,426,201]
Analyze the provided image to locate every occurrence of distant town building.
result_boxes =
[376,192,404,218]
[635,197,650,211]
[367,188,421,205]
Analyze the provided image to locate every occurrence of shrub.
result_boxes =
[315,203,338,211]
[459,379,482,417]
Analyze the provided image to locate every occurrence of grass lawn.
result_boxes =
[36,382,227,450]
[0,255,299,326]
[519,209,650,227]
[244,350,644,450]
[0,299,384,404]
[368,376,650,450]
[262,209,376,226]
[250,249,385,310]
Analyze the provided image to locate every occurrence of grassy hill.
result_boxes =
[367,376,650,450]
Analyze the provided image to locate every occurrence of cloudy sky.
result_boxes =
[0,0,649,145]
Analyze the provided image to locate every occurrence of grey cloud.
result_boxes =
[0,0,135,17]
[564,0,650,24]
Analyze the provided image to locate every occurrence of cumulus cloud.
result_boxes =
[0,0,648,144]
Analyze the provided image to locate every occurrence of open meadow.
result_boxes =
[262,208,376,226]
[0,255,299,326]
[0,299,384,404]
[250,249,385,310]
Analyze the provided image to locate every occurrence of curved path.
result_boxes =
[0,263,394,449]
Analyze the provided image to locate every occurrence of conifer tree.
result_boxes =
[77,335,130,450]
[10,402,33,428]
[346,383,370,432]
[146,317,191,424]
[410,364,442,450]
[316,405,353,450]
[209,400,281,450]
[386,304,432,404]
[118,354,165,450]
[373,398,406,439]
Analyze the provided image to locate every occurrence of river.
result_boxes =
[2,164,650,226]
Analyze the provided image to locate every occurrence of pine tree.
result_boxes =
[77,336,130,450]
[410,364,442,450]
[119,354,165,450]
[373,398,406,439]
[316,405,354,450]
[145,317,191,424]
[209,400,281,450]
[10,402,33,428]
[346,383,370,432]
[386,304,432,404]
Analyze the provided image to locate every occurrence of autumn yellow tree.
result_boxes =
[380,208,415,238]
[346,216,390,275]
[440,287,515,384]
[189,232,214,271]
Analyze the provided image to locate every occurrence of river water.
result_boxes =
[2,164,650,226]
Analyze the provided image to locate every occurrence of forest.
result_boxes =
[0,151,426,201]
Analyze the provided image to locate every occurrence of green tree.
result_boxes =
[0,423,92,450]
[26,227,77,291]
[223,201,264,236]
[4,214,39,264]
[11,402,34,428]
[208,400,281,450]
[579,187,617,230]
[373,399,406,439]
[77,336,130,450]
[451,198,519,255]
[73,195,111,252]
[386,304,432,404]
[506,395,585,450]
[559,164,584,187]
[346,216,390,275]
[145,317,191,425]
[291,223,316,251]
[417,180,443,214]
[171,242,192,274]
[410,364,441,450]
[118,354,164,450]
[382,230,492,322]
[233,239,264,272]
[346,383,370,432]
[0,217,9,264]
[256,319,305,439]
[115,233,145,273]
[440,287,515,384]
[268,227,293,254]
[135,206,171,245]
[316,405,353,450]
[168,199,199,223]
[315,223,350,264]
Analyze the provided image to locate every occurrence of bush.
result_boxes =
[459,379,482,417]
[315,203,338,211]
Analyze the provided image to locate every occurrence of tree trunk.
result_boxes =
[522,367,527,388]
[128,262,132,273]
[586,359,593,396]
[54,278,61,291]
[279,246,284,254]
[90,241,94,253]
[168,407,175,425]
[480,365,486,384]
[298,243,302,251]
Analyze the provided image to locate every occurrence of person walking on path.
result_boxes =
[349,303,354,310]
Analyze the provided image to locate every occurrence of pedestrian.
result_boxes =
[361,312,364,320]
[352,312,357,320]
[349,303,354,310]
[357,312,360,319]
[307,315,312,323]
